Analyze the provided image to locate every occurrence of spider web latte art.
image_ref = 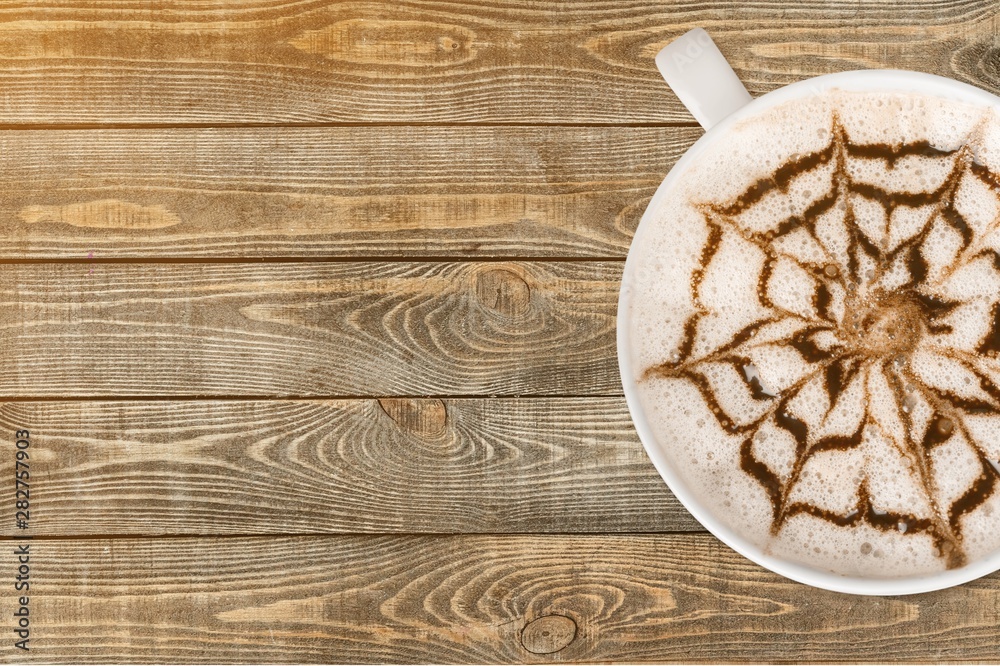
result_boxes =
[635,99,1000,574]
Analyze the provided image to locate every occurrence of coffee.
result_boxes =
[628,89,1000,577]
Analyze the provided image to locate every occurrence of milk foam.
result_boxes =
[629,89,1000,578]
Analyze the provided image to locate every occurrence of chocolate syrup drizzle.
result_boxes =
[643,115,1000,569]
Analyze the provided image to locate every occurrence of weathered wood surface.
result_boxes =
[0,398,695,535]
[0,1,996,125]
[0,261,620,396]
[4,1,997,662]
[0,126,697,259]
[4,533,997,663]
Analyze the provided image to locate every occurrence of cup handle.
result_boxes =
[655,28,753,130]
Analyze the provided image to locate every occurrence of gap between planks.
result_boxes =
[0,394,625,402]
[0,531,708,542]
[0,122,701,131]
[0,256,629,265]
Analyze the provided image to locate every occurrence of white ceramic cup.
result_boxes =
[618,28,1000,595]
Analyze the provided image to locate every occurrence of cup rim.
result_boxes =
[618,68,1000,595]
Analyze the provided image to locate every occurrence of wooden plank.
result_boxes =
[5,533,1000,663]
[0,261,620,396]
[0,126,697,259]
[0,398,695,535]
[0,1,993,125]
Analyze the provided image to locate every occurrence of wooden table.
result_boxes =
[2,1,1000,663]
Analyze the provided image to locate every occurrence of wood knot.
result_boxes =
[474,267,532,317]
[520,615,577,654]
[377,398,448,437]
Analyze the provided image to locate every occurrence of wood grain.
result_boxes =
[0,398,695,535]
[5,2,987,662]
[6,533,999,663]
[0,1,996,124]
[0,261,619,396]
[0,126,697,259]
